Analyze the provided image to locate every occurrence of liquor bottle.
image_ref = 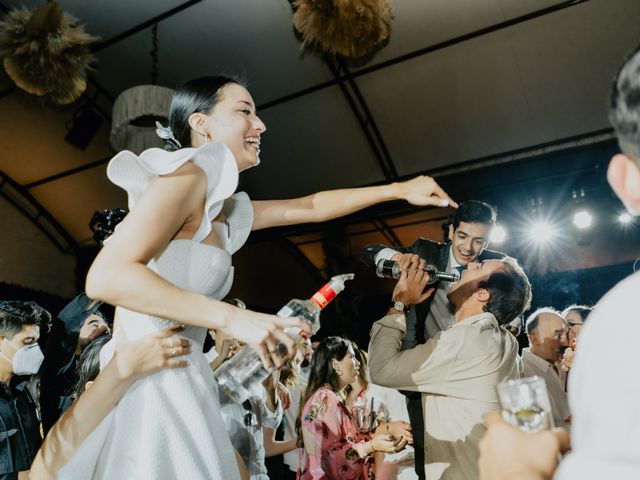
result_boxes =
[375,259,460,284]
[215,273,355,403]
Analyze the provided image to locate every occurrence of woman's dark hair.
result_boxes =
[296,336,351,439]
[352,345,369,390]
[165,75,245,151]
[561,304,593,323]
[70,333,112,400]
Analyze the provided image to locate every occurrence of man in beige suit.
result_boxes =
[369,254,531,480]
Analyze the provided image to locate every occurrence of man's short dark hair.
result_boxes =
[610,43,640,163]
[451,200,497,231]
[479,257,532,326]
[0,301,51,338]
[525,307,562,337]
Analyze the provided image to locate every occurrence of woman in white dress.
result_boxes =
[68,76,455,479]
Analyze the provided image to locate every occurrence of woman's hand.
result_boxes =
[377,421,413,444]
[393,175,458,208]
[220,306,310,370]
[114,325,191,381]
[370,434,409,454]
[561,347,575,372]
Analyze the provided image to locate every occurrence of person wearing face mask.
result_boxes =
[0,300,50,480]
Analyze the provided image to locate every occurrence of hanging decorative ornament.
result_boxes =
[109,24,174,154]
[292,0,392,58]
[0,2,98,105]
[110,84,174,153]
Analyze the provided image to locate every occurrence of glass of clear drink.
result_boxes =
[497,376,554,433]
[351,397,368,433]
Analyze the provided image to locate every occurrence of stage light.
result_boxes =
[490,225,507,244]
[529,221,556,244]
[618,212,633,224]
[572,210,592,229]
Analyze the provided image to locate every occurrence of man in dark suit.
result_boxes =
[362,200,505,479]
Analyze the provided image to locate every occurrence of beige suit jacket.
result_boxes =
[368,312,521,480]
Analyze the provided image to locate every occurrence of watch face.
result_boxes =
[394,301,405,312]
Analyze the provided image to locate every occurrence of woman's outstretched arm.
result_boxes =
[251,175,456,230]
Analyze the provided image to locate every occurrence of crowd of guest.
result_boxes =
[0,281,600,480]
[1,41,639,480]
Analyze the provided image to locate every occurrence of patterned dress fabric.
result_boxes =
[300,388,371,480]
[59,142,252,479]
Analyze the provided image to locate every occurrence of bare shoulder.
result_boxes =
[160,159,206,182]
[150,160,207,199]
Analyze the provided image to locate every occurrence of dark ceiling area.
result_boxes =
[1,0,639,311]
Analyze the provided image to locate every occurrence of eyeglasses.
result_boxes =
[567,321,584,328]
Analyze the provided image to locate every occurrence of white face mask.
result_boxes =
[0,339,44,375]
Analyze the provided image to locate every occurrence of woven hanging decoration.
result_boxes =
[0,2,98,105]
[110,85,175,154]
[292,0,392,58]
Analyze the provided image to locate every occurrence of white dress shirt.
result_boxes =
[554,271,640,479]
[283,375,308,473]
[522,348,571,430]
[218,385,283,480]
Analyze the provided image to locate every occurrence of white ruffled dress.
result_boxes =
[59,142,252,479]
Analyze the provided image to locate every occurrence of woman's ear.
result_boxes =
[84,380,95,391]
[188,112,209,138]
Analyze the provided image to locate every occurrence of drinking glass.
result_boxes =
[497,376,554,433]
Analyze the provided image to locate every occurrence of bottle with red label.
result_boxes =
[215,273,354,403]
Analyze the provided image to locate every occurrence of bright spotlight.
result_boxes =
[490,225,507,244]
[529,221,556,244]
[573,210,593,229]
[618,212,633,224]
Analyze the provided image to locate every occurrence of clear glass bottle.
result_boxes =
[215,273,355,403]
[375,259,459,284]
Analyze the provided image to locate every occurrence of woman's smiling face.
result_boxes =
[201,83,266,171]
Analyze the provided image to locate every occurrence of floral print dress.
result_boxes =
[300,388,372,480]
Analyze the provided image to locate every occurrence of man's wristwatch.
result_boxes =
[392,300,407,313]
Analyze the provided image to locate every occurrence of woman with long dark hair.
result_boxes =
[298,337,408,479]
[74,76,451,479]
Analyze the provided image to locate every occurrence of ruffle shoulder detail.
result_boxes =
[107,142,239,243]
[222,191,253,255]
